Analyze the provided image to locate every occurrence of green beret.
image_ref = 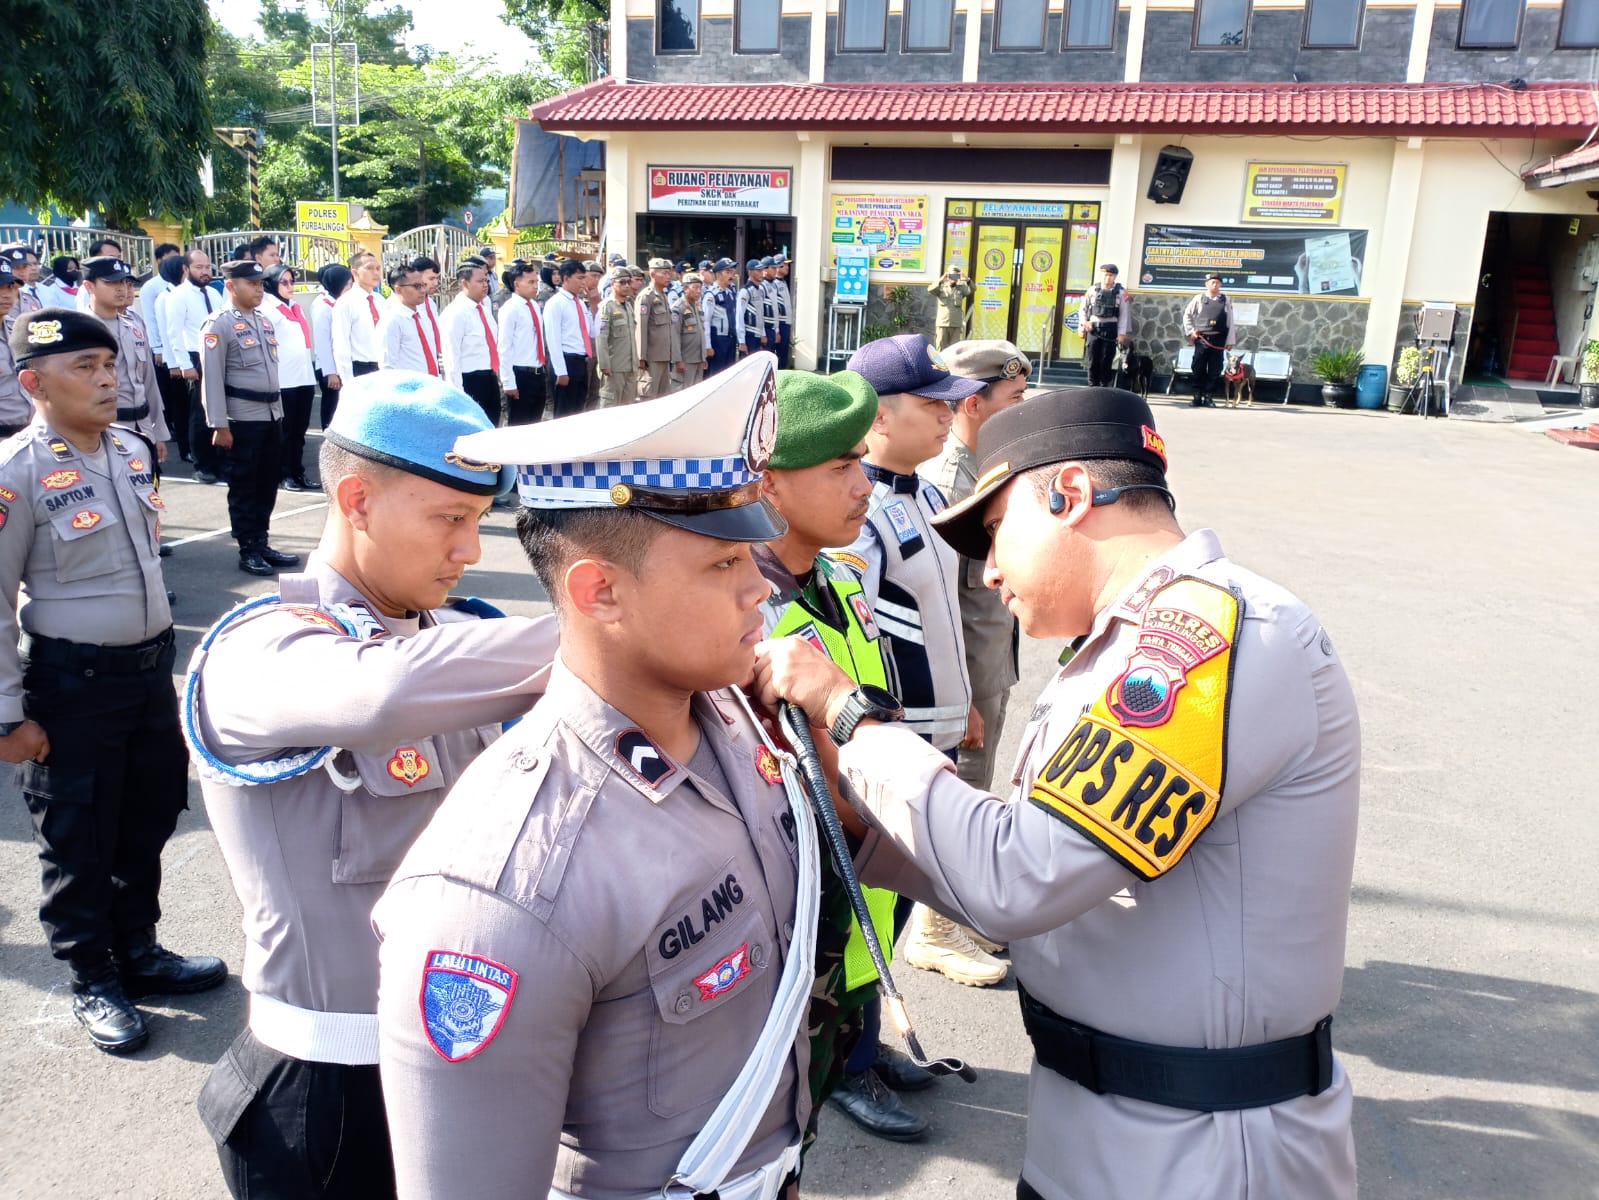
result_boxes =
[770,370,878,470]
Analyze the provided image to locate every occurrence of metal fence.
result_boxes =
[191,230,352,279]
[382,224,484,305]
[0,224,157,276]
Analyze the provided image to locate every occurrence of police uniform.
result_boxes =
[636,259,677,398]
[82,258,171,450]
[769,255,794,369]
[740,261,768,357]
[2,310,224,1054]
[671,285,707,390]
[186,373,558,1198]
[837,389,1360,1200]
[200,261,299,577]
[0,256,31,435]
[375,353,819,1200]
[1080,266,1132,388]
[926,273,973,350]
[1183,275,1236,408]
[706,259,741,375]
[596,270,638,408]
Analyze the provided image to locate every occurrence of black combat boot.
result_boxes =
[71,963,149,1054]
[258,545,303,568]
[116,929,228,998]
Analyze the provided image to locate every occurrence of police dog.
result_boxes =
[1222,351,1255,407]
[1112,344,1154,397]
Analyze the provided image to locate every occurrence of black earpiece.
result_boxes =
[1048,488,1066,514]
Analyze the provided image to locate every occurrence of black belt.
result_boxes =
[1018,983,1333,1112]
[116,403,150,422]
[22,627,176,676]
[224,385,278,404]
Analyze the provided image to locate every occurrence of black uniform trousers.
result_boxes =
[279,385,315,483]
[188,365,222,476]
[509,365,546,425]
[553,355,590,419]
[18,631,187,975]
[314,370,340,430]
[201,1029,397,1200]
[157,362,191,458]
[224,418,284,551]
[1018,1180,1045,1200]
[352,361,378,378]
[460,369,503,427]
[708,335,738,376]
[1192,339,1225,402]
[1086,332,1118,387]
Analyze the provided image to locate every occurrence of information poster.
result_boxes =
[1140,224,1368,296]
[648,166,792,215]
[1242,162,1347,224]
[834,251,870,305]
[943,219,973,276]
[970,226,1017,339]
[1058,294,1086,361]
[830,194,929,272]
[1015,227,1063,355]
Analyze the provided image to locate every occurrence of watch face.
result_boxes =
[857,684,903,716]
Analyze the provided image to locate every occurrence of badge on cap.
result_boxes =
[27,320,63,346]
[421,950,518,1062]
[1141,425,1167,468]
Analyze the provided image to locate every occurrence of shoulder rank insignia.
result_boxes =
[1029,576,1242,881]
[421,950,517,1062]
[387,745,432,786]
[0,486,17,503]
[616,729,673,787]
[46,438,74,462]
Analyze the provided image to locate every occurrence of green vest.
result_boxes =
[769,562,897,992]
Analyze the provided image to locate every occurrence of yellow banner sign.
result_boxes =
[296,200,349,235]
[1242,162,1346,224]
[1015,227,1063,355]
[970,225,1016,340]
[943,219,973,276]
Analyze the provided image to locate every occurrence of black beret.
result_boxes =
[8,307,118,363]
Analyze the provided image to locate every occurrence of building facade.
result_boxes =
[528,0,1599,388]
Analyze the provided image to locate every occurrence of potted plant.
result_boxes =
[1311,347,1365,408]
[1581,339,1599,409]
[1389,346,1420,411]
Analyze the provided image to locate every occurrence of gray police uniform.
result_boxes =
[187,558,558,1195]
[0,330,28,434]
[96,310,171,447]
[200,303,283,558]
[374,663,812,1197]
[843,530,1360,1200]
[671,292,707,390]
[0,422,186,977]
[636,284,675,398]
[831,464,971,751]
[769,275,793,368]
[921,435,1016,789]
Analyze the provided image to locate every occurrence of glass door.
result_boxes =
[1015,226,1064,355]
[970,224,1018,341]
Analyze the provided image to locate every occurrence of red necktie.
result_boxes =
[426,300,442,355]
[367,293,380,325]
[413,312,439,376]
[527,299,545,367]
[476,302,500,373]
[576,297,592,357]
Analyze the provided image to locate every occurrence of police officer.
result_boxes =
[755,369,931,1143]
[1183,272,1236,408]
[596,266,638,408]
[740,259,768,357]
[757,386,1361,1200]
[757,257,781,366]
[672,273,708,390]
[706,257,741,375]
[926,267,973,350]
[375,353,817,1199]
[770,254,795,369]
[1079,264,1132,388]
[81,257,171,458]
[1,309,226,1054]
[201,260,302,578]
[635,257,678,397]
[187,371,559,1199]
[0,257,30,435]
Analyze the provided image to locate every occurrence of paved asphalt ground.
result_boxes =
[0,398,1595,1199]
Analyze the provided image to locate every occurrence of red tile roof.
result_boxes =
[529,80,1597,138]
[1523,140,1599,180]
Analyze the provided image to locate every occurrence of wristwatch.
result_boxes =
[828,685,905,748]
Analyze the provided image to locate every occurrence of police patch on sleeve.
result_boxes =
[421,950,518,1062]
[1028,576,1242,881]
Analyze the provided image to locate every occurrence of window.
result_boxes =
[840,0,888,50]
[1064,0,1115,47]
[904,0,956,50]
[1304,0,1362,46]
[995,0,1048,49]
[737,0,781,51]
[1458,0,1523,46]
[658,0,699,53]
[1559,0,1599,45]
[1194,0,1250,46]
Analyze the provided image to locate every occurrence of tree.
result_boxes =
[501,0,607,87]
[0,0,212,227]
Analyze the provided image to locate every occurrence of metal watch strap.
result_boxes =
[829,687,895,747]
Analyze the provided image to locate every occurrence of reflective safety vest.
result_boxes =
[767,562,898,991]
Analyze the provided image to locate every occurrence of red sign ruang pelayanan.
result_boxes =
[647,167,793,215]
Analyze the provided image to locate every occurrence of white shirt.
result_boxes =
[261,293,316,389]
[332,285,382,379]
[378,302,442,377]
[496,296,546,389]
[541,288,592,379]
[137,275,170,356]
[37,280,81,310]
[311,292,340,379]
[162,278,217,371]
[438,293,499,388]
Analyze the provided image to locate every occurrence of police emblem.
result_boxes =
[921,484,947,515]
[0,505,8,531]
[926,344,950,373]
[27,319,63,346]
[204,332,219,349]
[755,745,782,785]
[70,510,102,531]
[386,746,432,786]
[694,942,751,1001]
[1106,592,1233,729]
[743,365,778,472]
[129,458,146,472]
[146,490,165,510]
[420,950,518,1062]
[41,468,82,490]
[847,593,880,640]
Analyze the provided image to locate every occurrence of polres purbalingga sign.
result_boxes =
[646,167,792,215]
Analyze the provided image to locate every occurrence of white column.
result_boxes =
[1363,138,1426,369]
[963,0,983,81]
[1101,135,1145,274]
[794,134,829,371]
[611,0,628,82]
[811,0,828,80]
[1123,0,1148,82]
[605,135,630,263]
[1406,0,1435,82]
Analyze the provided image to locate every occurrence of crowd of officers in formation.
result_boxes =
[0,224,1359,1200]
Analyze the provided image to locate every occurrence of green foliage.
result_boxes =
[0,0,212,227]
[1393,346,1421,386]
[1310,347,1365,385]
[501,0,606,87]
[1582,339,1599,382]
[886,286,915,330]
[861,323,894,343]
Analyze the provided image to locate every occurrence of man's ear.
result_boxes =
[335,472,373,530]
[565,558,626,624]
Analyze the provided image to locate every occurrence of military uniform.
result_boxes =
[200,262,298,576]
[635,275,676,398]
[596,281,638,408]
[671,288,707,390]
[2,309,223,1055]
[926,275,973,350]
[838,390,1361,1200]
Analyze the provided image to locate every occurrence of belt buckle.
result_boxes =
[137,643,162,671]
